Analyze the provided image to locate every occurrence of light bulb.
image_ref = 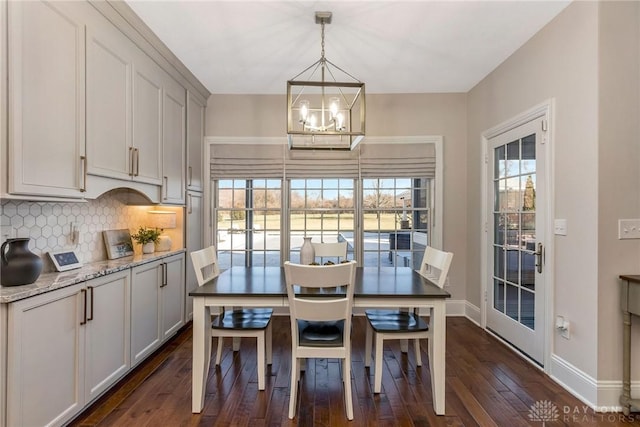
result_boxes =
[336,112,344,131]
[329,97,340,120]
[299,100,309,124]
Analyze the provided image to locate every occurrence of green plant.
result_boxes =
[131,227,161,245]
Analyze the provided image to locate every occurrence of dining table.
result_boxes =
[190,266,451,415]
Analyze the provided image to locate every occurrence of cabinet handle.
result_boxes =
[87,285,94,321]
[160,263,168,287]
[188,193,193,214]
[129,147,134,176]
[135,148,140,176]
[188,166,192,186]
[80,289,87,325]
[80,156,87,192]
[163,176,168,200]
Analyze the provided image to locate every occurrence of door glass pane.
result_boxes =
[505,284,519,320]
[506,141,520,176]
[494,145,506,179]
[521,289,535,329]
[521,252,535,290]
[492,133,537,330]
[521,134,536,174]
[494,279,505,312]
[494,246,505,280]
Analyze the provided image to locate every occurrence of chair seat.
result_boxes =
[365,309,429,333]
[212,308,273,330]
[297,320,344,347]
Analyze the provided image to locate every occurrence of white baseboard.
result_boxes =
[550,353,640,412]
[464,301,481,325]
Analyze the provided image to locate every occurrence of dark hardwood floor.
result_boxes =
[70,316,639,426]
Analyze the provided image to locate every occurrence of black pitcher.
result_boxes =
[1,238,43,286]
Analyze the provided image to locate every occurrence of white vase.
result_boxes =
[142,242,155,254]
[300,237,315,265]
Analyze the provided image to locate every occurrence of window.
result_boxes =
[216,179,281,269]
[289,179,355,262]
[210,138,442,267]
[362,178,430,268]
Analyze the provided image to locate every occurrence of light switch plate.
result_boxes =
[554,219,567,236]
[618,219,640,239]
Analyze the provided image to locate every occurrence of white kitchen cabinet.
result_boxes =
[132,52,163,185]
[162,76,186,204]
[130,260,162,366]
[186,91,206,192]
[185,191,204,320]
[6,0,87,199]
[5,270,131,427]
[83,270,130,403]
[86,19,162,186]
[161,253,185,339]
[131,253,185,366]
[6,282,85,427]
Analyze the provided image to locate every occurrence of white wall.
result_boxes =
[205,93,469,301]
[205,0,640,407]
[467,0,640,406]
[596,0,640,388]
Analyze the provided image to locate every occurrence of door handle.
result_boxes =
[80,288,87,325]
[535,242,544,274]
[80,156,87,192]
[129,147,134,176]
[87,285,94,321]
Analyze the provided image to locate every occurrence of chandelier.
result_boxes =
[287,11,366,151]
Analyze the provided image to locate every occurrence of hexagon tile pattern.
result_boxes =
[1,194,152,273]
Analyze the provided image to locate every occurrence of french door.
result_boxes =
[486,116,547,365]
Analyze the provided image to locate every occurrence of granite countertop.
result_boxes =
[0,249,186,303]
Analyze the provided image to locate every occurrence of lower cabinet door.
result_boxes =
[161,253,185,340]
[131,260,162,366]
[7,283,85,427]
[84,270,131,403]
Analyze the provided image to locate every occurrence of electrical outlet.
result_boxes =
[619,219,640,239]
[556,315,571,339]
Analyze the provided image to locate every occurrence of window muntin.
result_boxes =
[216,179,282,269]
[362,178,430,268]
[289,179,354,263]
[214,177,431,268]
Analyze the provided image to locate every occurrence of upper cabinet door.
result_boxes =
[7,0,87,198]
[86,23,132,181]
[131,53,163,185]
[162,75,186,204]
[186,91,205,192]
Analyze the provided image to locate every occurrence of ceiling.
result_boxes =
[125,0,571,95]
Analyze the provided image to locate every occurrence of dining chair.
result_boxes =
[190,246,273,390]
[364,246,453,393]
[284,260,357,420]
[311,240,348,263]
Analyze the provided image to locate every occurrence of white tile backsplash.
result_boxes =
[1,194,175,272]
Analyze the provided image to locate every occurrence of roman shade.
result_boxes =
[210,143,284,179]
[360,143,436,178]
[285,149,359,179]
[210,140,438,180]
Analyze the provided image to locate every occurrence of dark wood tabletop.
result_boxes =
[190,266,451,299]
[620,275,640,284]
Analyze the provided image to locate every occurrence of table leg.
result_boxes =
[621,310,631,416]
[192,297,211,413]
[428,302,446,415]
